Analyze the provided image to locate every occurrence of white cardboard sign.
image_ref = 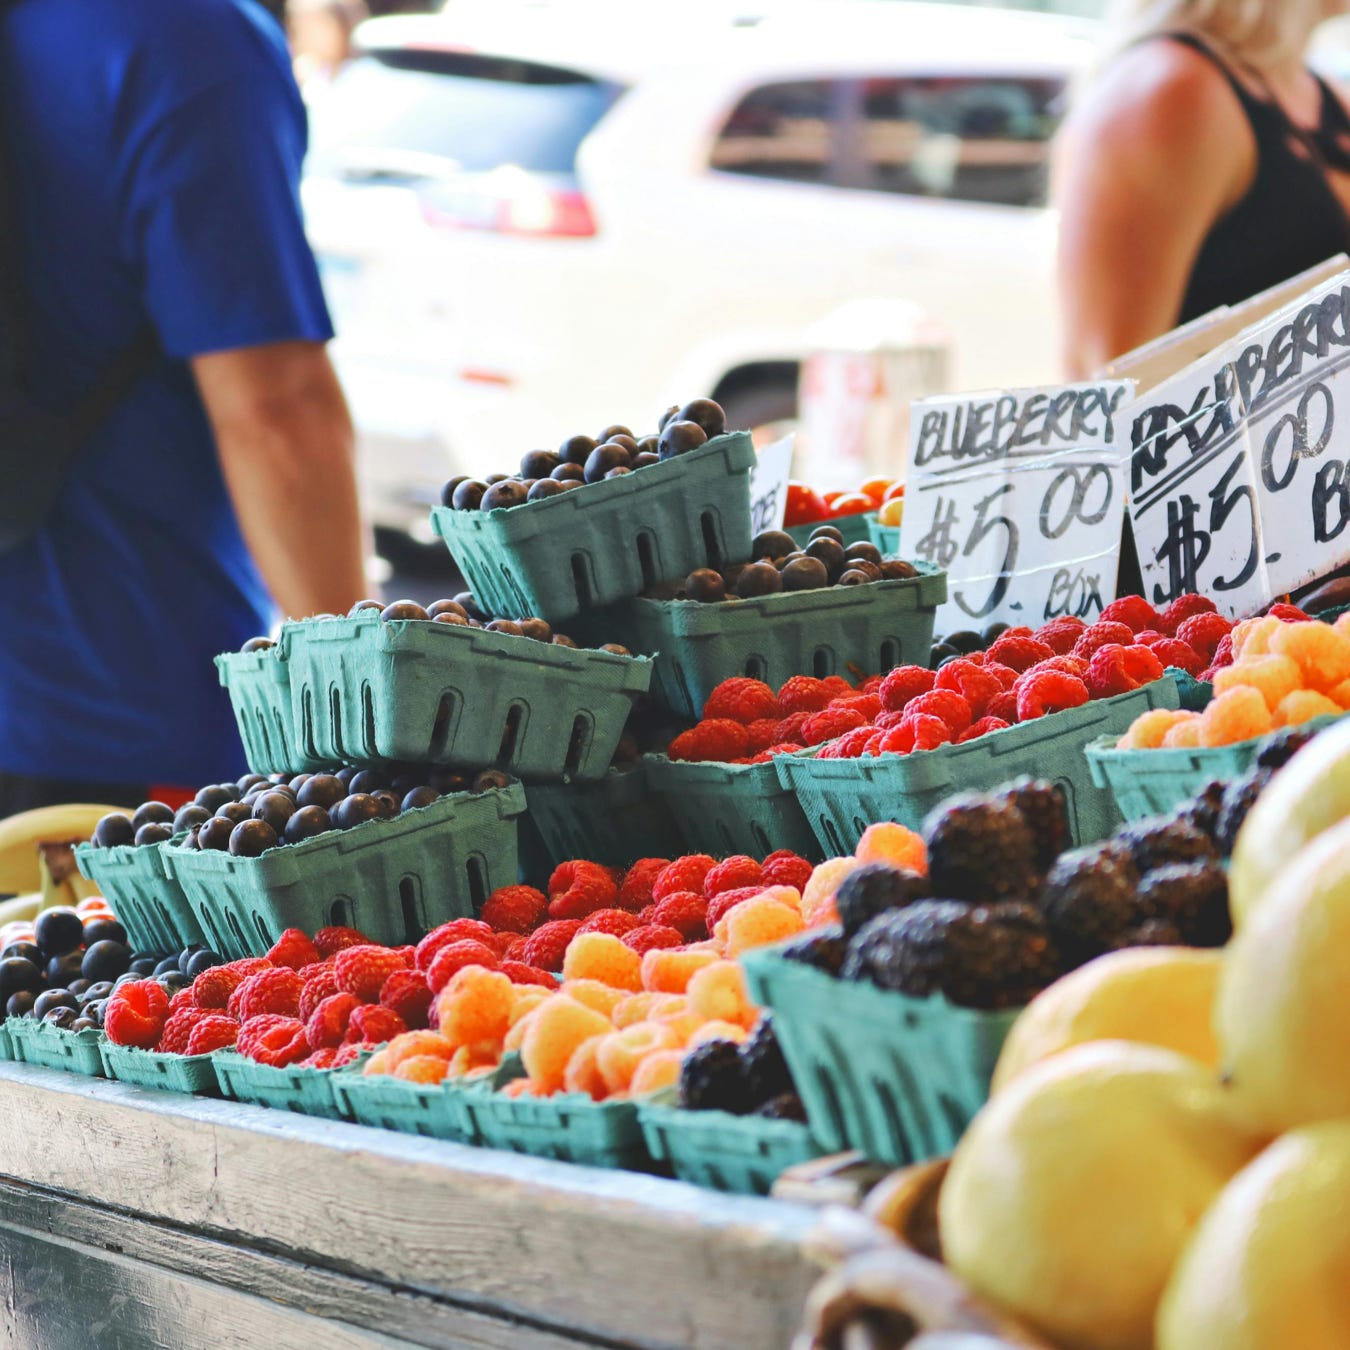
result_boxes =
[901,381,1133,631]
[747,434,795,535]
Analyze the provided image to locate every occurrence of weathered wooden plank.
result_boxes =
[0,1064,819,1348]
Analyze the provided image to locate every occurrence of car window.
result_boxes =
[857,76,1063,207]
[307,51,623,180]
[709,81,839,185]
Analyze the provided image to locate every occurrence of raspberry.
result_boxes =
[833,693,882,722]
[1024,654,1089,680]
[772,712,811,744]
[481,930,518,959]
[1199,685,1272,746]
[688,961,757,1029]
[546,862,617,922]
[413,919,489,971]
[801,706,867,745]
[346,1004,406,1045]
[169,987,196,1013]
[313,926,370,958]
[703,677,780,725]
[651,891,709,941]
[334,945,405,1001]
[479,885,547,934]
[1071,622,1136,661]
[1084,645,1141,699]
[264,928,320,970]
[641,946,719,995]
[426,939,499,993]
[777,675,833,714]
[333,1040,375,1067]
[579,908,642,938]
[1269,620,1350,691]
[1145,637,1205,677]
[1015,669,1090,721]
[762,851,813,891]
[1159,593,1217,636]
[717,895,805,957]
[986,634,1055,673]
[1275,689,1341,726]
[238,1014,309,1068]
[1210,633,1235,669]
[860,675,883,695]
[1034,617,1087,654]
[155,1006,211,1055]
[521,995,613,1092]
[878,665,936,713]
[653,854,717,901]
[903,689,972,736]
[934,659,1003,719]
[890,713,954,753]
[1176,611,1234,663]
[752,743,802,763]
[562,931,644,990]
[987,690,1019,722]
[1214,655,1302,712]
[1268,602,1310,622]
[745,718,782,754]
[958,715,1011,742]
[235,967,304,1021]
[186,1015,239,1056]
[300,1049,338,1070]
[984,662,1019,690]
[833,727,876,758]
[306,992,362,1050]
[622,924,685,954]
[298,966,340,1021]
[1122,644,1164,685]
[1099,596,1158,633]
[1119,708,1189,749]
[667,719,749,763]
[500,961,556,987]
[704,855,764,896]
[616,859,670,911]
[192,962,253,1011]
[522,919,583,972]
[705,885,768,929]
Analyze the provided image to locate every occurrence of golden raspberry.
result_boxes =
[1199,687,1272,747]
[394,1055,450,1084]
[521,996,613,1092]
[687,961,757,1029]
[1213,655,1301,712]
[640,947,719,994]
[630,1049,683,1095]
[434,967,513,1049]
[595,1022,679,1094]
[561,932,643,991]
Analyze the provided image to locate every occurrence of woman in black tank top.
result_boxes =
[1056,1,1350,377]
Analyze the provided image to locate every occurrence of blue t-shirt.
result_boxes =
[0,0,332,787]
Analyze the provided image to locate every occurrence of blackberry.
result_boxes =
[1137,860,1231,947]
[741,1016,795,1106]
[779,926,848,977]
[922,794,1037,904]
[835,865,929,938]
[841,900,1060,1010]
[678,1039,751,1114]
[1037,843,1140,965]
[991,778,1070,873]
[1118,816,1218,874]
[757,1094,808,1123]
[1176,780,1226,840]
[1116,918,1185,948]
[1255,725,1317,771]
[1215,768,1273,856]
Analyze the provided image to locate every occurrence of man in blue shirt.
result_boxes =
[0,0,367,808]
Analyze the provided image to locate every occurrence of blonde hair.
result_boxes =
[1105,0,1343,69]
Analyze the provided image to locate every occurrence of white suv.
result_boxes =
[302,0,1093,541]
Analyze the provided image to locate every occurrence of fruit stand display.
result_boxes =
[8,394,1350,1346]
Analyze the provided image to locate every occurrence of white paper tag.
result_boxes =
[747,434,796,536]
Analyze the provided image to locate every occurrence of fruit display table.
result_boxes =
[0,1061,819,1348]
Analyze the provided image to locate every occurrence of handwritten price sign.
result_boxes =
[1128,273,1350,616]
[900,381,1133,631]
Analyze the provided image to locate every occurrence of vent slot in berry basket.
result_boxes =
[701,510,725,570]
[564,714,593,779]
[637,530,660,590]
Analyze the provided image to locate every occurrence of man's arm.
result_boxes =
[193,340,368,619]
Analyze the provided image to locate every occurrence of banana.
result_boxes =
[0,893,42,926]
[0,804,129,896]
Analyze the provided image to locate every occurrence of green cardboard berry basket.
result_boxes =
[215,645,323,777]
[786,511,875,549]
[331,1067,486,1141]
[430,432,756,625]
[468,1089,650,1169]
[741,944,1020,1167]
[778,677,1182,856]
[867,519,901,558]
[641,755,825,862]
[74,836,205,952]
[637,1089,824,1195]
[164,782,525,961]
[213,1051,350,1120]
[99,1042,220,1096]
[595,564,945,721]
[281,612,651,781]
[8,1019,106,1077]
[0,1023,16,1061]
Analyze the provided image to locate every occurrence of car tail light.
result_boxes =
[420,172,596,238]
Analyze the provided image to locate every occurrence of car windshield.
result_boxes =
[307,49,623,180]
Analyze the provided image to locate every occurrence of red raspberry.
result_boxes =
[346,1005,405,1045]
[958,715,1012,742]
[1016,670,1090,721]
[1034,619,1087,655]
[744,718,782,754]
[1176,611,1233,663]
[878,665,936,713]
[704,855,765,896]
[1159,593,1217,636]
[864,731,886,755]
[752,743,802,762]
[1071,622,1136,662]
[578,908,642,938]
[547,860,619,921]
[426,940,499,993]
[652,854,717,901]
[332,1041,374,1067]
[831,727,875,758]
[298,966,340,1021]
[762,851,813,891]
[703,677,780,725]
[1123,644,1165,683]
[706,886,768,929]
[650,891,709,941]
[1268,602,1310,622]
[264,928,320,970]
[479,885,547,934]
[155,1006,211,1055]
[667,719,750,763]
[499,961,557,988]
[169,988,196,1013]
[313,926,370,958]
[882,713,952,754]
[1135,629,1164,646]
[832,693,882,722]
[192,961,258,1011]
[235,967,303,1021]
[934,659,1003,719]
[772,712,811,744]
[984,662,1019,690]
[1145,637,1205,677]
[904,689,973,736]
[186,1015,239,1056]
[821,675,853,697]
[1210,633,1235,670]
[1027,654,1089,679]
[622,924,685,954]
[801,706,867,745]
[616,858,670,911]
[305,992,362,1050]
[1085,644,1159,700]
[300,1048,338,1070]
[414,919,494,971]
[522,920,582,972]
[1099,596,1158,633]
[379,969,433,1028]
[333,945,404,1002]
[987,690,1020,723]
[986,634,1055,673]
[777,675,833,714]
[238,1014,309,1068]
[860,675,883,694]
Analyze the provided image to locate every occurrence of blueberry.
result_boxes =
[81,941,132,983]
[34,907,84,958]
[93,813,135,848]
